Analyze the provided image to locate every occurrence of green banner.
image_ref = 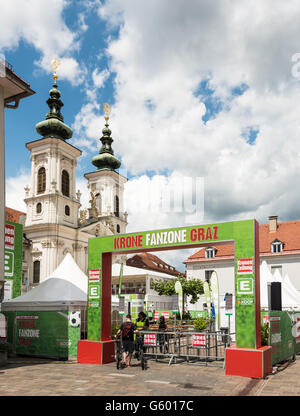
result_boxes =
[88,219,259,348]
[203,281,211,318]
[14,311,80,358]
[211,271,220,330]
[118,263,124,297]
[189,310,208,319]
[261,310,294,365]
[4,221,23,299]
[175,281,183,319]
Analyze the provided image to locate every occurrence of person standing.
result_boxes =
[116,314,136,367]
[135,311,149,358]
[158,315,168,353]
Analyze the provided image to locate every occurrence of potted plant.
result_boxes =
[193,317,210,332]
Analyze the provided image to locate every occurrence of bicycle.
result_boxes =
[135,333,147,370]
[114,335,124,370]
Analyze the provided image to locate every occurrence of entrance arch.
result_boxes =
[78,219,272,378]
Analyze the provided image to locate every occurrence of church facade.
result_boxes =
[22,75,127,290]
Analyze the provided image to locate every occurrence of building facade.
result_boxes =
[184,215,300,329]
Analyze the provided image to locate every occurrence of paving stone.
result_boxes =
[1,356,300,396]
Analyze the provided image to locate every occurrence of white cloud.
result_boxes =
[0,0,85,84]
[5,170,31,212]
[74,0,300,226]
[92,68,110,89]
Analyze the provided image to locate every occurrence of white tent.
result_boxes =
[1,253,88,311]
[260,260,300,310]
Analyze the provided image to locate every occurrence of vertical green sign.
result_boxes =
[4,221,22,299]
[87,266,101,340]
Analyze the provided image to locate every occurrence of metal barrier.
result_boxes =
[139,330,234,367]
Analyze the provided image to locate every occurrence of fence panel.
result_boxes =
[140,330,234,367]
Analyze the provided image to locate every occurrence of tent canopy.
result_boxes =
[1,253,88,311]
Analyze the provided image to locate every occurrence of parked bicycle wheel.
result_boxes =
[141,349,147,370]
[115,338,121,370]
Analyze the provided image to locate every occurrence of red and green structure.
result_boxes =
[78,219,272,378]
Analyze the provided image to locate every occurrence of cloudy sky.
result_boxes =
[3,0,300,271]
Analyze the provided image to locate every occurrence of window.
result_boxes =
[96,193,102,212]
[33,260,40,284]
[271,240,283,253]
[65,205,70,216]
[61,170,70,197]
[205,247,215,258]
[116,224,120,233]
[114,195,119,217]
[205,270,214,282]
[36,202,42,214]
[37,167,46,194]
[271,266,282,276]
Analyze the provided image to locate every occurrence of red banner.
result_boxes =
[192,333,206,347]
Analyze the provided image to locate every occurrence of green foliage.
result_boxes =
[151,275,204,304]
[261,322,269,346]
[193,317,210,331]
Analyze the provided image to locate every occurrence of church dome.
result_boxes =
[35,82,73,141]
[92,117,121,171]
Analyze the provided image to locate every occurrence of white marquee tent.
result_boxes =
[1,253,88,311]
[260,261,300,310]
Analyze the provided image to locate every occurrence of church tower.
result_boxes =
[23,60,87,286]
[84,104,128,235]
[24,65,81,228]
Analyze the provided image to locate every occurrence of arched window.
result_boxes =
[65,205,70,216]
[36,202,42,214]
[96,193,102,213]
[33,260,40,284]
[37,167,46,194]
[116,224,120,233]
[205,247,215,258]
[271,240,283,253]
[114,195,119,217]
[61,170,70,197]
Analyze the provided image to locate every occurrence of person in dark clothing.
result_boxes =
[116,314,136,367]
[135,311,149,357]
[158,315,168,353]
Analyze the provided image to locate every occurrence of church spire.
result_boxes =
[91,103,121,171]
[35,58,73,141]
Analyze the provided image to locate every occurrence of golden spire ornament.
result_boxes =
[102,102,111,122]
[50,57,61,84]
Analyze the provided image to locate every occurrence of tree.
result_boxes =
[151,275,204,311]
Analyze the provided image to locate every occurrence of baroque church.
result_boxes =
[22,72,127,289]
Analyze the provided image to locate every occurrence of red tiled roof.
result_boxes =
[184,220,300,263]
[5,207,26,224]
[126,252,181,276]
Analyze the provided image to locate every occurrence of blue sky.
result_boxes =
[3,1,300,271]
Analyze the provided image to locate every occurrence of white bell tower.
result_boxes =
[24,60,82,228]
[84,103,128,234]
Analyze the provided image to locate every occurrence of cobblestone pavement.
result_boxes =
[0,355,299,397]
